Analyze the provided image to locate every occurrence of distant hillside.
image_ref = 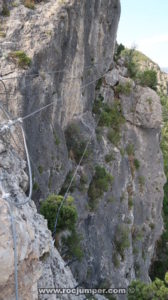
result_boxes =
[121,49,168,95]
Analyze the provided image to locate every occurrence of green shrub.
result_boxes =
[114,43,125,61]
[93,99,125,146]
[95,78,103,90]
[107,196,116,203]
[92,94,104,115]
[48,172,52,189]
[134,158,140,170]
[113,252,120,268]
[0,31,6,38]
[122,48,139,79]
[65,123,90,164]
[79,173,88,192]
[9,51,31,68]
[138,69,157,90]
[115,82,132,96]
[114,224,130,259]
[40,194,83,261]
[53,130,60,145]
[85,296,97,300]
[2,5,10,16]
[62,229,83,261]
[80,173,88,185]
[149,223,155,230]
[24,0,35,9]
[105,152,115,163]
[107,129,121,146]
[126,143,135,156]
[33,182,39,191]
[95,127,103,142]
[128,274,168,300]
[126,145,140,176]
[132,226,143,242]
[128,197,133,209]
[146,97,153,105]
[138,176,145,191]
[99,101,125,146]
[40,194,77,233]
[127,184,133,196]
[96,101,125,128]
[120,148,125,157]
[88,166,113,210]
[38,165,43,174]
[105,295,116,300]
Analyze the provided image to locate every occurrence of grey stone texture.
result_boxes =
[0,1,166,300]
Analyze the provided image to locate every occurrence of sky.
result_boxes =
[117,0,168,68]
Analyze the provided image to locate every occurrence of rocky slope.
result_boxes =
[0,1,166,300]
[120,49,168,95]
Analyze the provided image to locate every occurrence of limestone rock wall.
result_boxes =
[0,137,84,300]
[0,0,121,202]
[68,69,166,296]
[0,1,166,300]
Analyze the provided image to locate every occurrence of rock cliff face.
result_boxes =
[0,1,166,300]
[69,70,166,290]
[0,136,86,300]
[0,0,120,201]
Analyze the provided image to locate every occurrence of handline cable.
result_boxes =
[0,62,104,81]
[0,62,104,98]
[0,68,109,130]
[0,84,32,300]
[52,132,93,236]
[52,112,101,237]
[0,65,109,300]
[16,125,32,207]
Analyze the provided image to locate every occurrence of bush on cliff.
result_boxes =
[65,123,90,164]
[114,224,130,259]
[40,194,83,260]
[8,51,31,68]
[40,194,77,233]
[88,165,113,210]
[94,99,125,146]
[128,273,168,300]
[138,69,157,91]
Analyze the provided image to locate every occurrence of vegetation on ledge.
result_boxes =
[93,97,125,146]
[65,123,91,164]
[128,273,168,300]
[88,165,113,210]
[8,51,31,68]
[40,194,83,260]
[2,5,10,16]
[115,45,158,90]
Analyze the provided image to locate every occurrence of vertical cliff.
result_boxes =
[0,0,120,201]
[0,1,166,300]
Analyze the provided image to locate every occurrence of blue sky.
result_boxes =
[117,0,168,68]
